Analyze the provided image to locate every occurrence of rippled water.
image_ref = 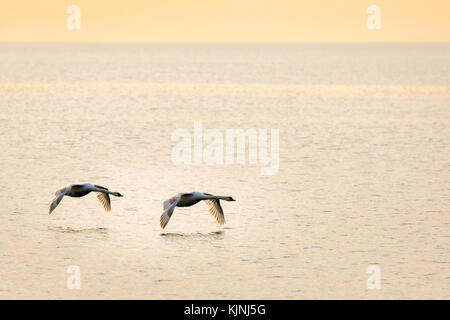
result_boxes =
[0,44,449,299]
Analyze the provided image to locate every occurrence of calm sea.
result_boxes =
[0,44,449,299]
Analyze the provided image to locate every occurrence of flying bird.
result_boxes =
[160,192,235,229]
[49,183,123,214]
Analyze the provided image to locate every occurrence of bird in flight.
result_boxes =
[49,183,123,214]
[160,192,235,229]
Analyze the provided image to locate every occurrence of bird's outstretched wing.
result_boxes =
[160,195,180,229]
[49,194,65,214]
[203,199,226,225]
[97,193,111,212]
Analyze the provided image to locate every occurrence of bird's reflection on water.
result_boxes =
[160,230,225,240]
[48,226,109,236]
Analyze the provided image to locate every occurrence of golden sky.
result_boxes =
[0,0,449,42]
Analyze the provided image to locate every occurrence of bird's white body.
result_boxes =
[160,192,235,229]
[49,183,123,214]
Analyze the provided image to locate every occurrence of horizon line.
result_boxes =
[1,41,449,45]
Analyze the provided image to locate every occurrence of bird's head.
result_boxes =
[227,197,236,201]
[115,192,124,197]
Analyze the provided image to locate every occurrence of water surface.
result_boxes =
[0,44,449,299]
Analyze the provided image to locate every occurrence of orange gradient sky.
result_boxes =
[0,0,449,42]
